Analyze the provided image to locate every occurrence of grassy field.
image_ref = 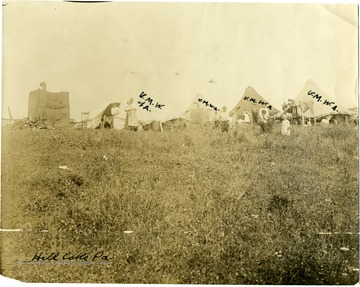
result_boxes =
[1,123,359,284]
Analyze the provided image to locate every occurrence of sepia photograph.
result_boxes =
[0,1,359,284]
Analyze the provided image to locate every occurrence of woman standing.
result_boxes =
[110,103,121,129]
[125,98,138,131]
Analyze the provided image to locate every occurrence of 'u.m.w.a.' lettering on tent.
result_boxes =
[138,91,165,112]
[198,98,219,111]
[307,90,338,112]
[243,96,273,110]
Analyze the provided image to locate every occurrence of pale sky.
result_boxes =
[2,1,358,121]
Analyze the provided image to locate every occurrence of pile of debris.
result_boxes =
[12,117,50,130]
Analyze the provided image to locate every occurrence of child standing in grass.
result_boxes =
[213,110,220,129]
[220,106,230,132]
[243,109,251,124]
[281,115,291,136]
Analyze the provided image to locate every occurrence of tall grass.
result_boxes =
[1,123,358,283]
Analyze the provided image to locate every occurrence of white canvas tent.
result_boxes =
[295,79,352,119]
[229,86,280,118]
[84,71,184,130]
[182,94,222,124]
[86,102,124,129]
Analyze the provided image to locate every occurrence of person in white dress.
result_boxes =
[243,109,251,124]
[281,115,291,136]
[110,103,121,129]
[230,114,238,129]
[125,98,138,131]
